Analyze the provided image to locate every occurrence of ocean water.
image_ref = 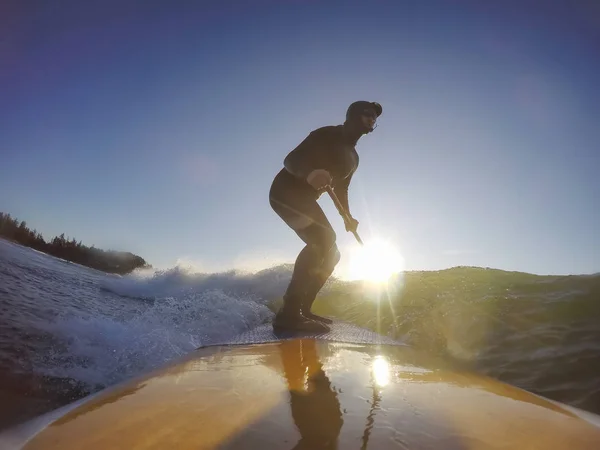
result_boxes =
[1,238,599,431]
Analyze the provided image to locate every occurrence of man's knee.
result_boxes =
[325,244,340,268]
[297,223,336,250]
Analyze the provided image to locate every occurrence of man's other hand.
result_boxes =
[306,169,332,190]
[345,216,359,233]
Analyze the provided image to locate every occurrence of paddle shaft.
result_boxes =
[325,186,364,245]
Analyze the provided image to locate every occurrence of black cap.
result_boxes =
[346,101,383,122]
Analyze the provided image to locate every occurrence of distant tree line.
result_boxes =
[0,212,149,274]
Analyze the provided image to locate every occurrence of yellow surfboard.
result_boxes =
[2,321,600,449]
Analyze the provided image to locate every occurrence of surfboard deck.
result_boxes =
[3,322,600,449]
[207,320,405,347]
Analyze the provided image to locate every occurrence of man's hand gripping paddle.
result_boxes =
[325,186,364,246]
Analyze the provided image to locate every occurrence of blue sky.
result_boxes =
[1,0,599,275]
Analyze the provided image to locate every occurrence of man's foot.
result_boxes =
[302,311,333,324]
[273,310,330,333]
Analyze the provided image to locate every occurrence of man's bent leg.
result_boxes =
[302,244,340,323]
[279,242,322,315]
[270,196,332,333]
[274,239,331,333]
[294,222,340,324]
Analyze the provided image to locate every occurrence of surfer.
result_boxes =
[269,101,382,332]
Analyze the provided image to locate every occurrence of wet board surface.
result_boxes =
[6,332,600,449]
[207,320,405,347]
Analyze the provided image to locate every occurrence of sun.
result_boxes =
[346,238,404,283]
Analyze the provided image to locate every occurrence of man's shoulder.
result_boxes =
[307,125,344,143]
[311,125,343,134]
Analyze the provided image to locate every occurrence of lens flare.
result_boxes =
[347,238,404,283]
[372,355,390,387]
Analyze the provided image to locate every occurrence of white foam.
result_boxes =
[100,262,294,300]
[1,240,326,397]
[33,289,273,388]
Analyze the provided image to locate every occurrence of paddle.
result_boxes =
[325,186,364,246]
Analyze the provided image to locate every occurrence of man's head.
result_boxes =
[344,101,383,135]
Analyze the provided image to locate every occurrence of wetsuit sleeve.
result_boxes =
[335,173,353,215]
[283,129,330,180]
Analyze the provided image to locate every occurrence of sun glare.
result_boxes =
[372,356,391,387]
[347,238,404,283]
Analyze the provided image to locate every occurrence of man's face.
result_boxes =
[359,108,378,131]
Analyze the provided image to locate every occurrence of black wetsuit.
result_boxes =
[269,125,360,317]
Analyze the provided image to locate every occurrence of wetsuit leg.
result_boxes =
[302,243,340,323]
[277,205,337,312]
[270,192,337,332]
[295,225,340,323]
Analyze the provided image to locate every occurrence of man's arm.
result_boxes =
[334,173,353,215]
[283,130,327,181]
[333,174,360,234]
[283,127,332,180]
